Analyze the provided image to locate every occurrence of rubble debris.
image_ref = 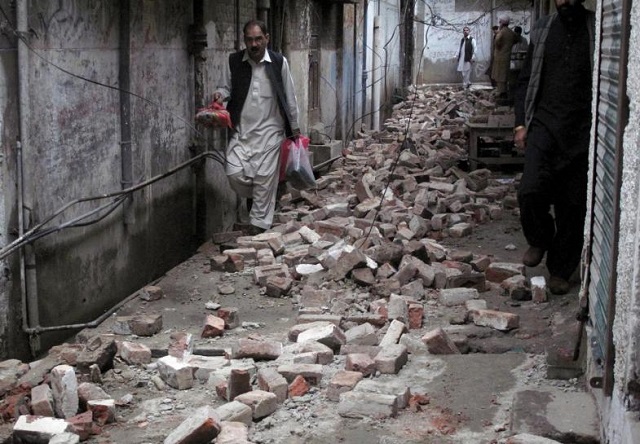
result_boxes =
[0,86,560,443]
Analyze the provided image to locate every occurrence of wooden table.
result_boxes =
[466,122,524,170]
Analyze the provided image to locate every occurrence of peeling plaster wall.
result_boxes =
[29,0,196,352]
[0,0,23,357]
[0,0,236,358]
[417,0,530,85]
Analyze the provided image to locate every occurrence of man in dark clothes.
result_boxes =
[513,0,595,294]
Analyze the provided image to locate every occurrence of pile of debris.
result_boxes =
[0,86,547,444]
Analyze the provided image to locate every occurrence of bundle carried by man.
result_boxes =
[195,101,233,129]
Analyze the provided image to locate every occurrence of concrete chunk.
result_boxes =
[439,288,479,306]
[187,356,230,383]
[297,324,346,350]
[298,341,334,365]
[257,367,288,403]
[379,319,408,347]
[253,264,290,286]
[216,421,250,444]
[119,341,152,365]
[50,365,78,419]
[48,433,80,444]
[374,344,409,374]
[344,323,378,346]
[421,328,461,354]
[130,314,163,336]
[214,401,253,427]
[277,364,324,385]
[163,405,221,444]
[157,356,194,390]
[354,379,411,409]
[327,371,364,402]
[338,391,398,418]
[472,309,520,331]
[234,390,278,419]
[531,276,548,303]
[13,415,72,443]
[87,399,116,425]
[345,353,376,376]
[30,384,54,417]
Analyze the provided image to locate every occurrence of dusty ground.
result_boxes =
[56,189,587,444]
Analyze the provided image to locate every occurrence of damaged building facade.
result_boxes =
[0,0,640,442]
[0,1,405,361]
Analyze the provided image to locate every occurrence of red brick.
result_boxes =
[201,315,225,338]
[408,303,424,329]
[345,353,376,376]
[288,375,310,398]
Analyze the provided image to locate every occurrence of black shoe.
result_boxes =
[522,246,546,267]
[246,225,265,236]
[549,276,570,295]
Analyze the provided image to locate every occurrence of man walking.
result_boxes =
[491,15,517,98]
[213,20,300,235]
[456,26,476,89]
[513,0,595,294]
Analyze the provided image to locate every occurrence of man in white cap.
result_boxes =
[491,15,517,98]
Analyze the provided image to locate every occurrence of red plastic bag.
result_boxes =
[195,101,233,129]
[279,136,309,181]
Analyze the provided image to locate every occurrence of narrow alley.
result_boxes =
[0,86,600,443]
[4,0,640,442]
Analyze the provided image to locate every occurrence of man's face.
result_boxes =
[463,28,470,37]
[555,0,580,19]
[244,25,269,63]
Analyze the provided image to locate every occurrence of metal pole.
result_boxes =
[17,0,41,356]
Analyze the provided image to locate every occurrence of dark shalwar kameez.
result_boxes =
[515,10,592,280]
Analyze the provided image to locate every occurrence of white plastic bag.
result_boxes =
[285,138,316,190]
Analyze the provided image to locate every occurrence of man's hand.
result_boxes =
[514,126,527,151]
[289,128,301,140]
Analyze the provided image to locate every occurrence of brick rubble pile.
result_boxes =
[0,86,546,444]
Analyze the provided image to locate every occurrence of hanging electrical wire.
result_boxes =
[0,1,524,259]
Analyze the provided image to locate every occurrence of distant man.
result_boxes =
[513,0,595,294]
[508,26,528,100]
[213,20,300,235]
[486,25,499,86]
[491,15,518,98]
[456,26,476,89]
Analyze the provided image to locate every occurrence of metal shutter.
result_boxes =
[588,0,630,394]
